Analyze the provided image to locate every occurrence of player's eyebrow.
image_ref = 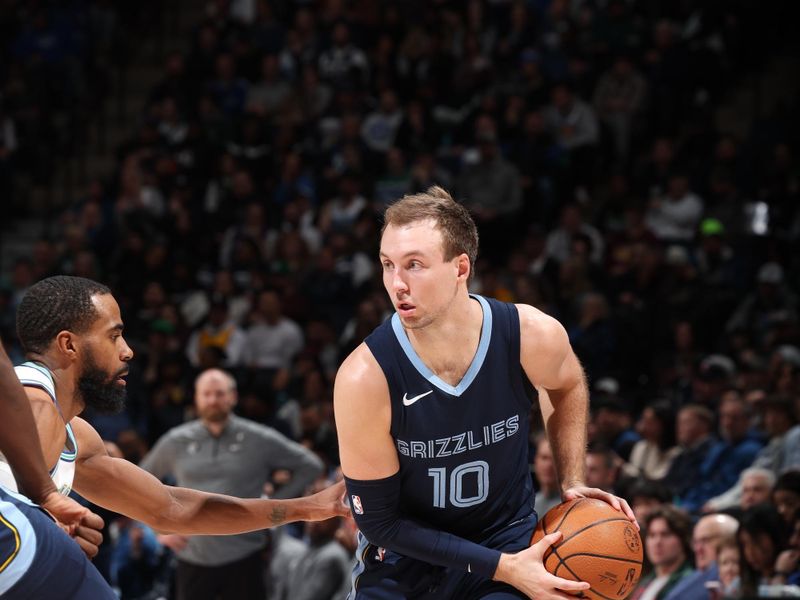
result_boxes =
[379,250,425,259]
[108,323,124,333]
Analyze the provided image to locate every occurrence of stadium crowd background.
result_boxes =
[0,0,799,598]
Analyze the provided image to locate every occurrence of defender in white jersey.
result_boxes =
[0,337,113,599]
[6,276,349,588]
[0,363,76,496]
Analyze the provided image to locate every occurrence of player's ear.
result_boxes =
[55,330,78,360]
[456,254,470,281]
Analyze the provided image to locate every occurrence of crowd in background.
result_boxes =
[1,0,799,598]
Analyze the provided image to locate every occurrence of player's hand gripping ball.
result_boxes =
[531,498,643,600]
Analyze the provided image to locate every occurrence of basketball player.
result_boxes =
[2,276,349,598]
[0,338,114,598]
[335,186,637,599]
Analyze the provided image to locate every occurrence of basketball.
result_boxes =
[531,498,643,600]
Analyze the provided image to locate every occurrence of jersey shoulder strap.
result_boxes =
[14,362,57,404]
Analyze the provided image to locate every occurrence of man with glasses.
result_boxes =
[662,513,739,600]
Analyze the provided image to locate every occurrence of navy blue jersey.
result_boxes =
[365,295,536,542]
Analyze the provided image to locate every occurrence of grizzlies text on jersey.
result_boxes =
[364,294,536,542]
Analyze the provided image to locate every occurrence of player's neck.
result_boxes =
[406,293,480,347]
[405,295,482,385]
[654,556,684,578]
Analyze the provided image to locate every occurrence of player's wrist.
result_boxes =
[560,479,586,493]
[492,553,516,583]
[31,483,60,505]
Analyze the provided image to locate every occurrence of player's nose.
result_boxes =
[391,270,408,293]
[121,339,134,361]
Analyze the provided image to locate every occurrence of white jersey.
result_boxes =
[0,362,77,496]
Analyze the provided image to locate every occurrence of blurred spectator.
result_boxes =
[374,147,412,209]
[625,400,680,480]
[361,90,403,154]
[627,479,673,527]
[140,369,323,600]
[208,53,249,116]
[740,468,777,510]
[283,478,353,600]
[593,54,647,165]
[705,395,800,512]
[241,289,304,391]
[545,203,605,266]
[662,513,738,600]
[318,22,368,88]
[664,404,715,510]
[590,396,640,461]
[543,82,599,187]
[585,443,621,493]
[771,509,800,586]
[726,262,799,346]
[631,506,694,600]
[246,53,292,117]
[569,292,616,384]
[457,115,523,263]
[186,298,247,369]
[713,536,741,597]
[738,504,788,596]
[646,172,704,242]
[774,471,800,524]
[318,171,368,236]
[532,434,561,518]
[681,393,763,513]
[109,517,164,600]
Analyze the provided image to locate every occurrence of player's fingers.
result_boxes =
[618,497,639,529]
[532,531,562,556]
[550,575,591,592]
[40,494,90,527]
[73,534,100,558]
[74,525,104,547]
[80,511,105,531]
[596,490,621,511]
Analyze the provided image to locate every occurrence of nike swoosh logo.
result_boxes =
[402,390,433,406]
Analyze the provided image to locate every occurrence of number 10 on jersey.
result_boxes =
[428,460,489,508]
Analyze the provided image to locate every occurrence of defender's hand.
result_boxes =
[39,492,94,533]
[72,512,104,558]
[310,480,351,520]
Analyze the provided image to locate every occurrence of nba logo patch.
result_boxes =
[375,547,386,562]
[351,494,364,515]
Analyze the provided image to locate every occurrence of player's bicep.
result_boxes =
[25,388,64,465]
[518,304,583,392]
[333,345,398,480]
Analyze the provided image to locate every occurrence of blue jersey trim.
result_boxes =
[58,425,77,464]
[390,294,493,397]
[348,531,370,598]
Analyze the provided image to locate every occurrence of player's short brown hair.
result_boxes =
[383,186,479,273]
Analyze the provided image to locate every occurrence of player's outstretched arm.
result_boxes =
[517,304,636,524]
[70,417,348,534]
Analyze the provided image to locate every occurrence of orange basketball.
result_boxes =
[531,498,643,600]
